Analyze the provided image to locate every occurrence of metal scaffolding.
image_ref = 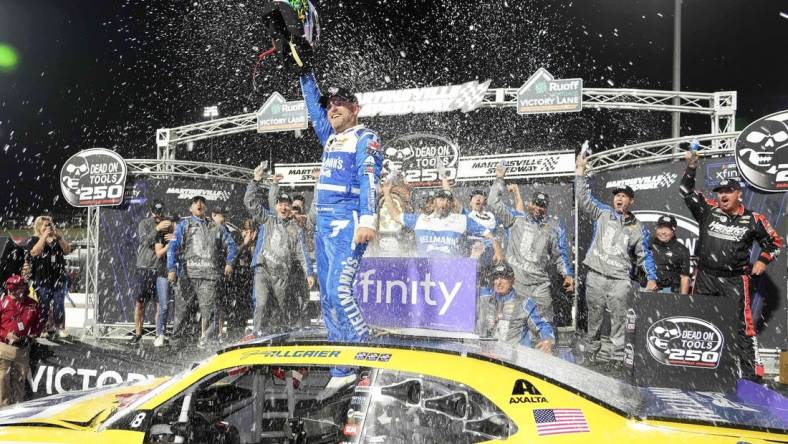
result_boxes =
[586,132,739,173]
[84,206,100,337]
[125,159,254,184]
[155,88,736,160]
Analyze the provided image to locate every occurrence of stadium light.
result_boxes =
[203,105,220,119]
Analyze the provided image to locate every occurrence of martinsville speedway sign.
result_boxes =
[274,149,574,186]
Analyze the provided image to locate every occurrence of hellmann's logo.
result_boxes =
[606,172,678,191]
[509,379,548,404]
[708,221,748,241]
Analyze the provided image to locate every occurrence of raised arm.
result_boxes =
[244,167,272,225]
[679,150,713,222]
[300,72,332,146]
[575,156,609,220]
[487,166,516,228]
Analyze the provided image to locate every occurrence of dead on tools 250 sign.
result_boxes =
[60,148,128,207]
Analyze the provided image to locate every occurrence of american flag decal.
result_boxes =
[533,408,590,436]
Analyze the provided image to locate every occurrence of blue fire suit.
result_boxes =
[301,73,384,350]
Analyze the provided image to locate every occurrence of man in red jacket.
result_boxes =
[0,274,42,406]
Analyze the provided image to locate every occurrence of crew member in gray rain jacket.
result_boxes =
[488,164,574,325]
[245,164,314,334]
[167,195,237,347]
[575,155,657,362]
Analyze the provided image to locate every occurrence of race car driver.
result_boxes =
[488,163,574,326]
[381,184,495,258]
[300,73,383,362]
[575,155,658,363]
[681,150,783,380]
[244,166,314,335]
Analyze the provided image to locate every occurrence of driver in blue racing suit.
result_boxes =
[300,73,384,362]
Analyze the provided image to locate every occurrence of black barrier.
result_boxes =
[26,339,195,399]
[625,291,739,391]
[97,177,249,324]
[579,156,788,349]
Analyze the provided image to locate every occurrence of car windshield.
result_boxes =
[143,364,516,444]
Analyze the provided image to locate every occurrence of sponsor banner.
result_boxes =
[646,316,724,368]
[582,157,787,349]
[60,148,128,207]
[735,109,788,192]
[383,133,460,186]
[703,158,740,190]
[355,257,477,333]
[605,171,678,192]
[517,68,583,115]
[456,151,574,181]
[641,386,788,430]
[256,92,308,133]
[273,163,321,185]
[275,150,574,185]
[356,80,491,116]
[26,340,185,399]
[626,291,738,391]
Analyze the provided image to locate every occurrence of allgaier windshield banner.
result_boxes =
[60,148,128,207]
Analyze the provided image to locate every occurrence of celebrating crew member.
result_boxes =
[268,174,316,324]
[245,165,314,334]
[681,150,783,380]
[477,263,555,353]
[648,214,691,294]
[0,275,42,406]
[167,196,237,349]
[488,164,574,325]
[300,72,383,357]
[575,156,658,363]
[382,183,496,258]
[131,200,172,347]
[463,188,499,266]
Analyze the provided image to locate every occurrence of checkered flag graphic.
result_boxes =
[451,79,491,112]
[540,156,560,172]
[658,173,678,187]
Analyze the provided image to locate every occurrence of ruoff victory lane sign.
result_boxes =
[60,148,127,207]
[517,68,583,114]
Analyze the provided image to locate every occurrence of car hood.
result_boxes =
[0,378,167,429]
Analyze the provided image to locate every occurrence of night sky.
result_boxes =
[1,0,786,220]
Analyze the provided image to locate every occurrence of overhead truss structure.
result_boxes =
[126,159,253,184]
[586,132,739,173]
[155,88,736,161]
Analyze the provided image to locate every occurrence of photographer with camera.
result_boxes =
[26,216,70,339]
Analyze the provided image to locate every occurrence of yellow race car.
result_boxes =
[0,330,785,443]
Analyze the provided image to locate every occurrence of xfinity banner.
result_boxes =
[355,257,477,333]
[60,148,127,207]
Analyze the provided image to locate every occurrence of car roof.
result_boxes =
[219,329,788,435]
[220,328,641,417]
